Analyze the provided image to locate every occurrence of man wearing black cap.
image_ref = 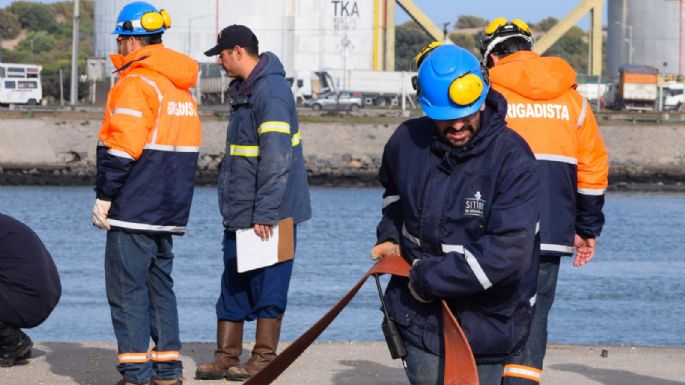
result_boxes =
[196,25,311,381]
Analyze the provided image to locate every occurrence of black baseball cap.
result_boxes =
[204,24,258,56]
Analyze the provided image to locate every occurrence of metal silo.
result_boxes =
[94,0,379,77]
[607,0,684,77]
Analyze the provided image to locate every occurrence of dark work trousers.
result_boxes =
[0,213,61,330]
[502,255,561,384]
[216,227,297,321]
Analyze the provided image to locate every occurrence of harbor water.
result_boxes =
[0,186,683,346]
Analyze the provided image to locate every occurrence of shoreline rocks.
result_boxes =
[1,118,684,190]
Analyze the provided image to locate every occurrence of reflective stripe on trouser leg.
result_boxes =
[503,364,542,383]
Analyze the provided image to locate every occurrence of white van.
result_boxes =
[0,63,43,105]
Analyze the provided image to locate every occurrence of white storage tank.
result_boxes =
[607,0,684,77]
[94,0,382,76]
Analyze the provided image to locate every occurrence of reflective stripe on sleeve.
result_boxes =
[402,224,421,246]
[108,219,186,233]
[144,144,200,153]
[258,121,291,135]
[578,187,606,196]
[536,221,541,234]
[404,225,493,290]
[577,99,588,128]
[229,145,259,157]
[292,131,301,146]
[441,244,465,254]
[530,294,537,307]
[541,243,574,253]
[534,154,578,165]
[107,149,135,160]
[150,350,180,362]
[382,195,400,208]
[118,352,149,364]
[112,107,143,118]
[503,364,542,383]
[128,74,163,144]
[464,249,493,290]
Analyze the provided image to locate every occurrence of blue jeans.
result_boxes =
[216,228,296,321]
[404,338,504,385]
[503,255,560,384]
[105,231,182,384]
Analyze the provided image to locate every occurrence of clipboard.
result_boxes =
[236,217,294,273]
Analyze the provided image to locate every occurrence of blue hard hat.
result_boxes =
[112,1,170,36]
[416,45,490,120]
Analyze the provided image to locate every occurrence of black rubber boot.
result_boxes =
[0,322,32,367]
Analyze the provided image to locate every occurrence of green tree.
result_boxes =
[448,32,481,56]
[544,26,589,74]
[0,9,21,39]
[455,15,489,29]
[2,1,94,102]
[532,17,558,33]
[7,1,58,33]
[15,31,57,55]
[395,22,432,71]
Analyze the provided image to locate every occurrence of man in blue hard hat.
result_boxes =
[92,1,202,385]
[371,43,540,385]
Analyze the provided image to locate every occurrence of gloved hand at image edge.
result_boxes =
[92,199,112,230]
[370,240,400,260]
[408,259,434,303]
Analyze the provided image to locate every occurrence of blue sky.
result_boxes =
[395,0,608,30]
[0,0,607,30]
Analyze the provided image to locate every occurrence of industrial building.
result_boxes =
[607,0,685,78]
[94,0,388,76]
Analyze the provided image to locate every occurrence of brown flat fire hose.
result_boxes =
[244,254,478,385]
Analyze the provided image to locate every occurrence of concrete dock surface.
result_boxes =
[1,341,683,385]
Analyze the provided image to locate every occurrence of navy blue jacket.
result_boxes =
[377,91,540,363]
[0,213,61,328]
[219,52,311,230]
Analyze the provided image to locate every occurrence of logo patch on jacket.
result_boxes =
[464,191,486,217]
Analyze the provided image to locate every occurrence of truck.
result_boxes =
[0,63,43,106]
[660,82,684,111]
[190,65,417,108]
[292,69,416,107]
[615,65,659,112]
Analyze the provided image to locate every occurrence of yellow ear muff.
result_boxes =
[160,9,171,29]
[449,73,483,106]
[140,11,164,31]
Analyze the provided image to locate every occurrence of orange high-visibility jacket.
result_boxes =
[490,51,608,255]
[95,44,202,234]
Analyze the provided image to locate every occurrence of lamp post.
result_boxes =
[70,0,79,105]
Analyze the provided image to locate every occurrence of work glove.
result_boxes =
[92,199,111,230]
[408,259,434,303]
[370,241,400,260]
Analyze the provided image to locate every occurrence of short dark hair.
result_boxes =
[135,33,163,46]
[490,36,532,59]
[243,44,259,58]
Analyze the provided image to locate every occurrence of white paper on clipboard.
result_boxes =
[236,225,280,273]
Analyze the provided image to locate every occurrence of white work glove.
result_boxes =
[370,241,400,260]
[92,199,112,230]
